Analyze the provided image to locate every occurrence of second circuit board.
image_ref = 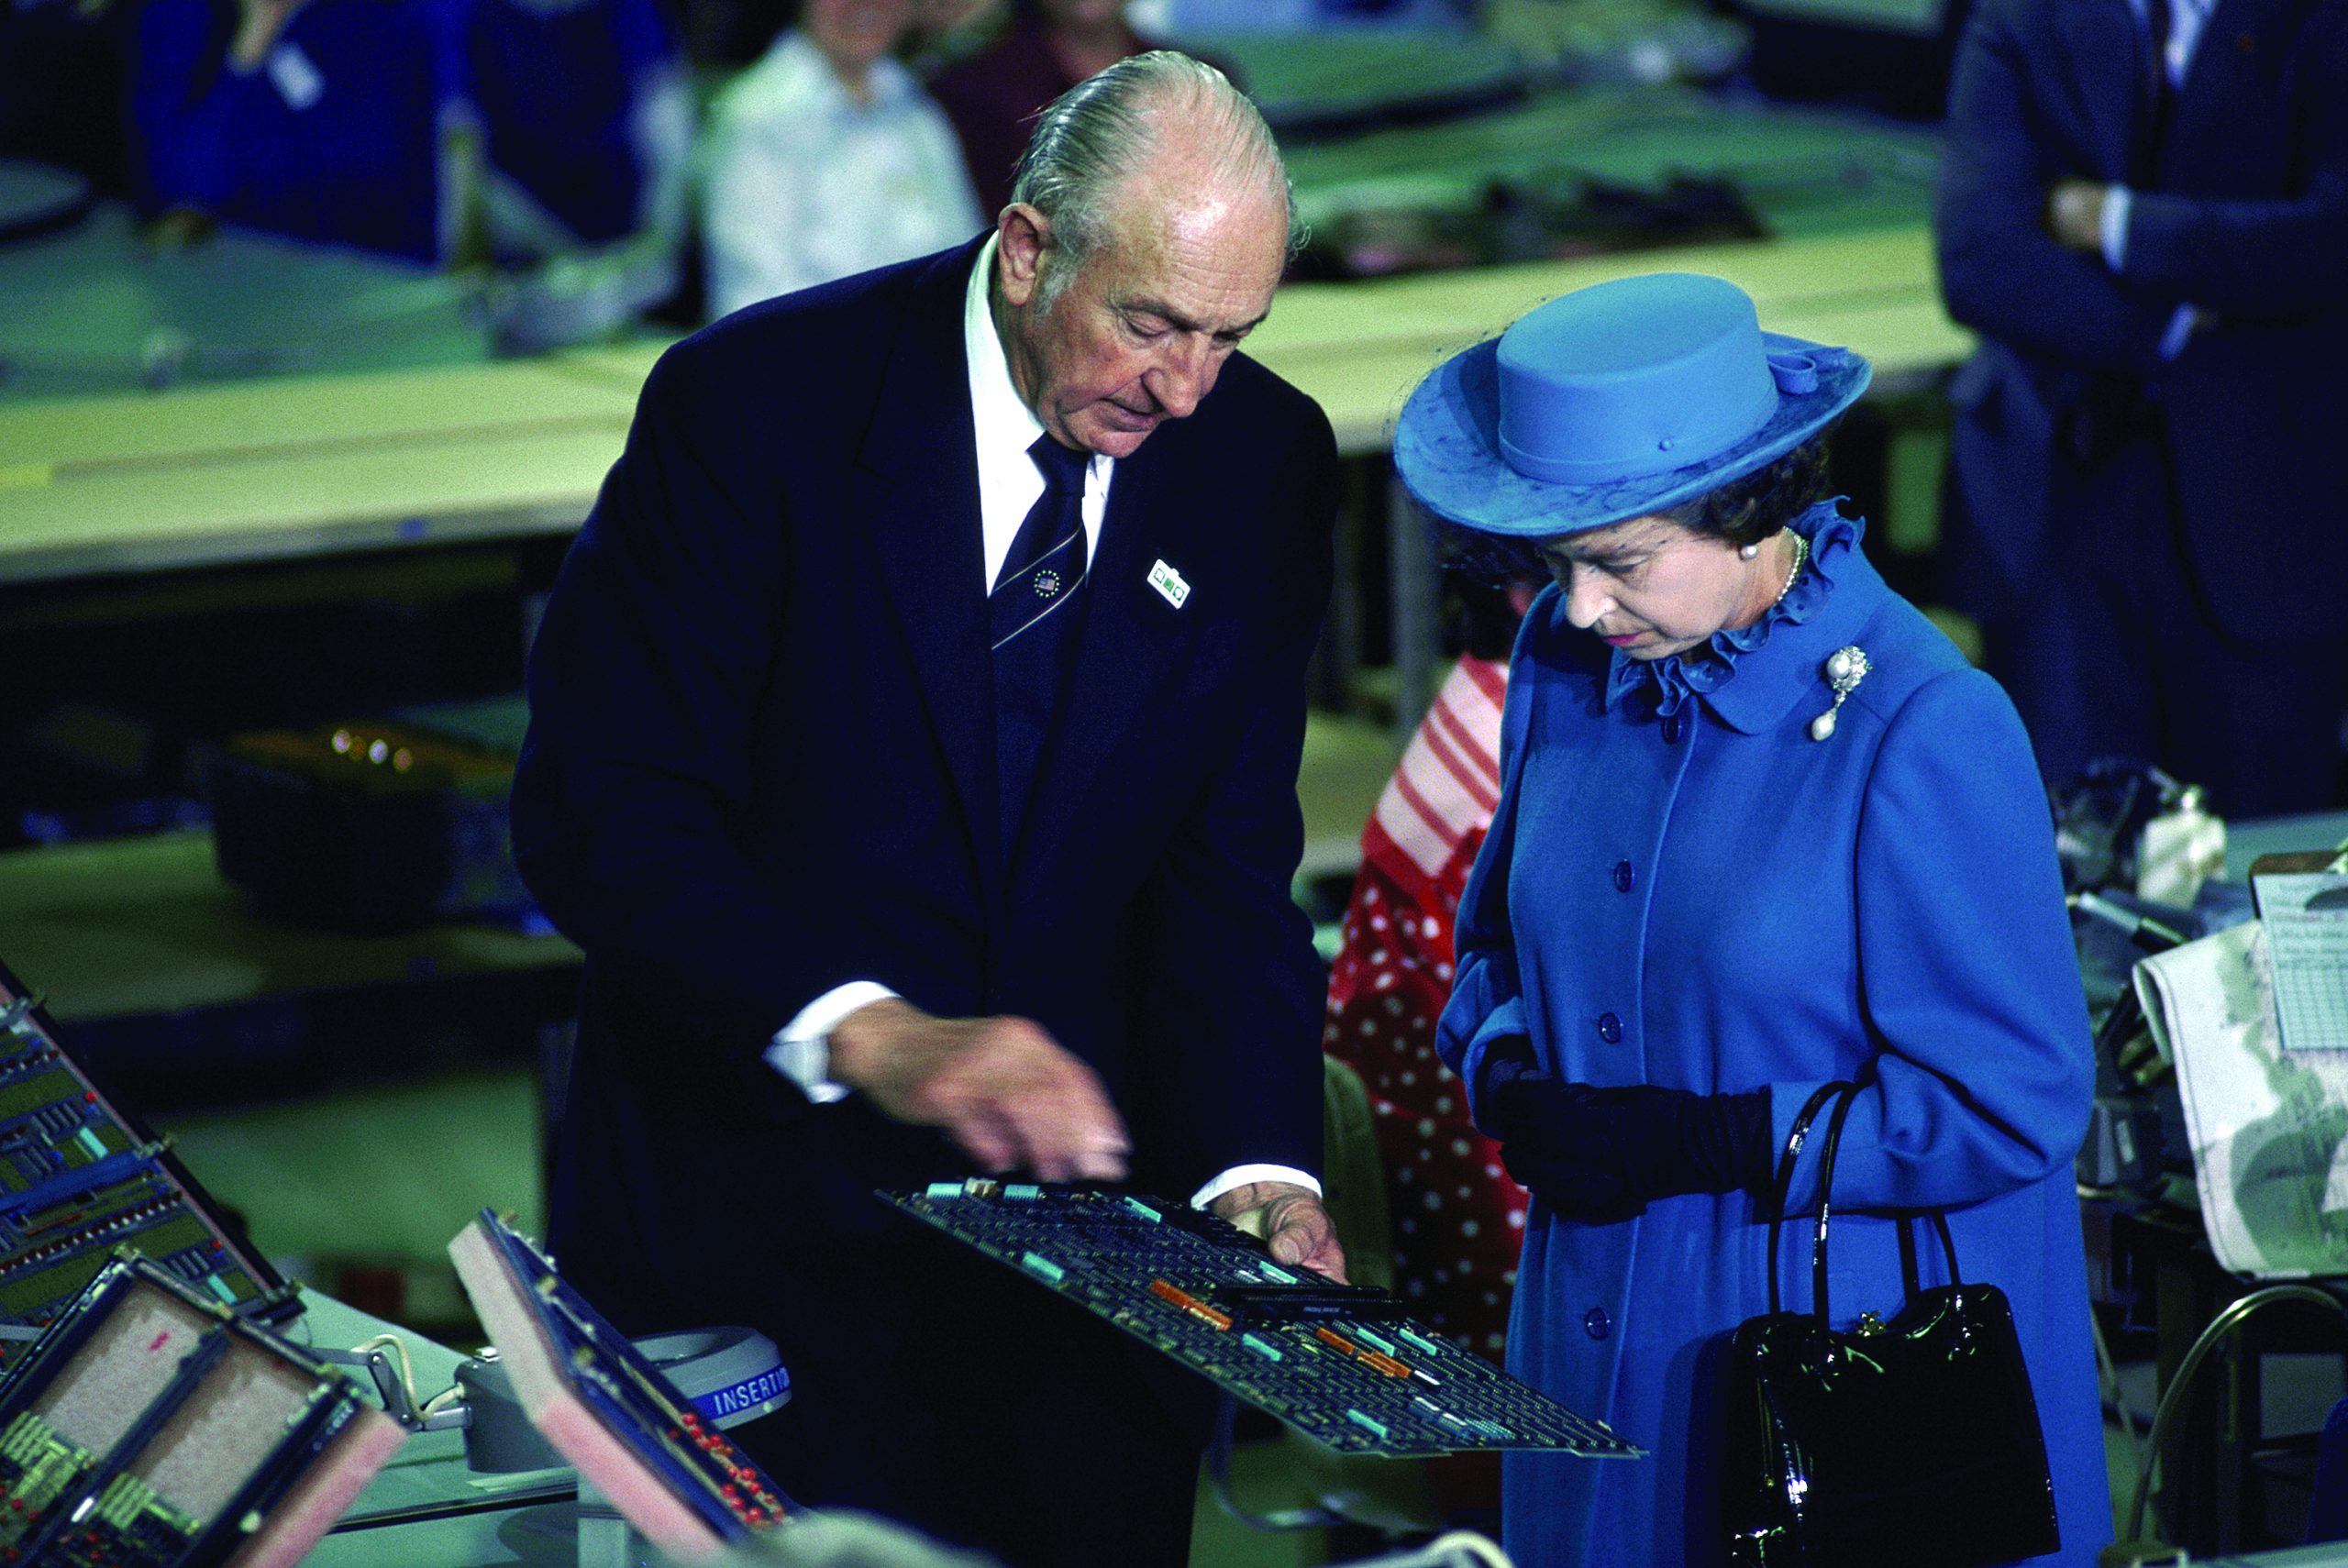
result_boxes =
[0,966,288,1363]
[884,1182,1642,1460]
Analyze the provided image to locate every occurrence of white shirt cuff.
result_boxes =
[2099,184,2132,272]
[763,980,900,1104]
[1190,1165,1323,1211]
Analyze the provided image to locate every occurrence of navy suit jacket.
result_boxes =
[512,237,1338,1335]
[1934,0,2348,640]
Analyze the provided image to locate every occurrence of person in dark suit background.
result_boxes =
[1933,0,2348,817]
[511,51,1344,1567]
[132,0,688,268]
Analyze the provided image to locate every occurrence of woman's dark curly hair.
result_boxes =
[1656,431,1836,547]
[1429,425,1842,583]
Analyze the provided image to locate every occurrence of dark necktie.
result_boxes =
[991,435,1091,859]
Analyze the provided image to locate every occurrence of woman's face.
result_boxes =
[1538,513,1776,662]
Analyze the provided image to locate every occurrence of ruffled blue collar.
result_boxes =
[1601,502,1865,718]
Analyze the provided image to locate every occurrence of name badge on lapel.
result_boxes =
[1146,559,1191,610]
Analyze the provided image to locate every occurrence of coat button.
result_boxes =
[1584,1307,1611,1340]
[1661,712,1687,745]
[1612,859,1634,893]
[1596,1012,1623,1043]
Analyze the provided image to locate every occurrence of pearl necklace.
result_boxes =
[1769,529,1809,610]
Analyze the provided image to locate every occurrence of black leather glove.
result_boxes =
[1473,1038,1772,1223]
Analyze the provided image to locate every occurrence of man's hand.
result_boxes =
[2046,179,2110,252]
[826,999,1129,1182]
[1209,1181,1348,1284]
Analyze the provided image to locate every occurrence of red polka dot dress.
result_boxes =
[1324,656,1527,1358]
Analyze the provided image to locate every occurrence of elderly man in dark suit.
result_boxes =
[511,50,1342,1568]
[1934,0,2348,817]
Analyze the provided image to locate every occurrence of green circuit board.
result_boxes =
[884,1181,1641,1460]
[0,969,288,1364]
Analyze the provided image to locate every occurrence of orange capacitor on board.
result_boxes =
[1147,1279,1232,1331]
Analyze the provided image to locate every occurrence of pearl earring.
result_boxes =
[1739,543,1760,559]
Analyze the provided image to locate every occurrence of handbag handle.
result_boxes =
[1764,1082,1855,1318]
[1764,1080,1965,1325]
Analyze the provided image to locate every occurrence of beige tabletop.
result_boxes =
[0,829,578,1022]
[0,227,1966,585]
[0,359,636,584]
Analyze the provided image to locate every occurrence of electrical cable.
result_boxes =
[2123,1283,2348,1545]
[1331,1530,1516,1568]
[349,1332,424,1419]
[1415,1530,1515,1567]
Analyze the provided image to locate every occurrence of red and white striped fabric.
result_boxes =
[1368,656,1509,886]
[1324,656,1527,1357]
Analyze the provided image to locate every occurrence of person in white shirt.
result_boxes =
[700,0,983,318]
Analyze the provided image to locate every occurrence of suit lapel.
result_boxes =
[1010,425,1208,881]
[857,240,1002,911]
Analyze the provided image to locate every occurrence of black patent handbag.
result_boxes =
[1722,1081,2062,1568]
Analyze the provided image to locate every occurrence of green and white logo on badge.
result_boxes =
[1146,559,1191,609]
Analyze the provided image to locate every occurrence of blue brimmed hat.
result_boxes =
[1393,272,1872,538]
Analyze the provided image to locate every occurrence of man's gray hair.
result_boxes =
[1009,50,1303,312]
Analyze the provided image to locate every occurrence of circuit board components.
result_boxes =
[885,1181,1643,1460]
[0,964,289,1363]
[449,1209,798,1562]
[0,1255,401,1567]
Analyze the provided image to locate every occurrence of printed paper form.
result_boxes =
[2137,922,2348,1279]
[2254,873,2348,1054]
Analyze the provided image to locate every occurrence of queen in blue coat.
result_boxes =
[1392,273,2112,1568]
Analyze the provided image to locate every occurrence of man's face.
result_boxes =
[996,164,1287,459]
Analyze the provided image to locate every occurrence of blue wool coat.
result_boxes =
[1436,508,2111,1568]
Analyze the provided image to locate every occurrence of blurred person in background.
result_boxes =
[901,0,1004,67]
[700,0,981,319]
[1321,576,1535,1524]
[1324,577,1536,1364]
[2,0,138,193]
[133,0,688,264]
[130,0,690,343]
[1934,0,2348,815]
[927,0,1233,217]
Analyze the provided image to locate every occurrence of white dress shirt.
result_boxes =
[766,239,1320,1211]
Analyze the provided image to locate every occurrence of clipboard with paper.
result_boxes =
[2133,859,2348,1278]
